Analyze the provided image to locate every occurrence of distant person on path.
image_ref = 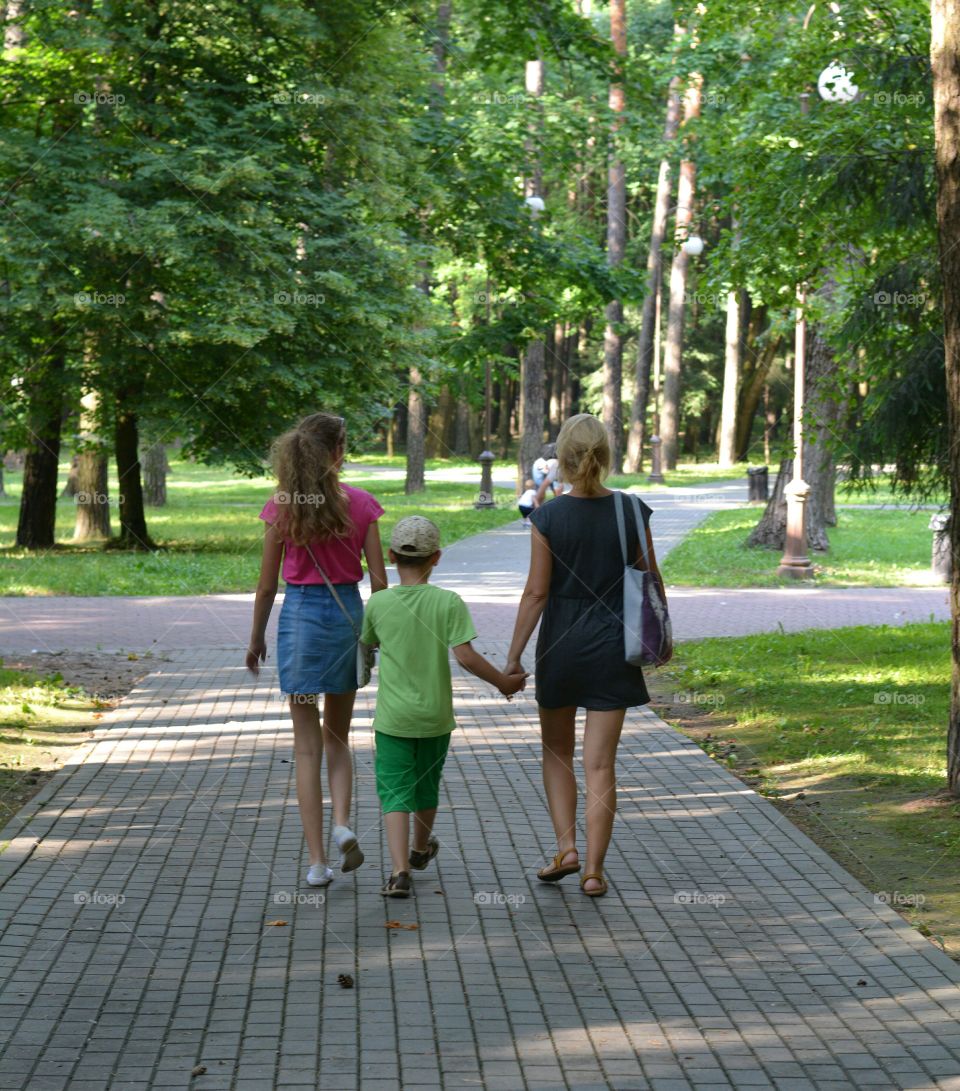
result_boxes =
[246,411,388,888]
[532,445,552,489]
[518,479,538,526]
[534,443,568,504]
[505,413,669,897]
[361,516,527,898]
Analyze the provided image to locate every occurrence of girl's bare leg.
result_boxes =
[322,691,357,828]
[290,697,325,866]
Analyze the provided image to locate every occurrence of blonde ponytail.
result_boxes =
[556,414,611,494]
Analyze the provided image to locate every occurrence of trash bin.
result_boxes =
[929,513,952,584]
[747,466,769,503]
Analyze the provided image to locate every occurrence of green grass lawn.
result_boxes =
[0,460,518,596]
[650,622,960,958]
[661,506,940,588]
[610,464,750,491]
[0,665,100,833]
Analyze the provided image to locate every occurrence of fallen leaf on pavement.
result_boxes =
[385,920,418,930]
[265,920,287,927]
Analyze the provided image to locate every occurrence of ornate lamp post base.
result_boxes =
[474,450,496,509]
[647,435,665,484]
[777,477,814,578]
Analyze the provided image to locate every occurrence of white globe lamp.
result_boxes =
[817,63,858,103]
[682,234,704,256]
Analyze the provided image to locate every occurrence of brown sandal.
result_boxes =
[537,850,581,883]
[580,873,608,897]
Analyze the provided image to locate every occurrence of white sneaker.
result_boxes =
[306,863,334,887]
[332,825,364,872]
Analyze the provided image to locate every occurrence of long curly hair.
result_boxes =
[556,413,611,494]
[269,412,351,544]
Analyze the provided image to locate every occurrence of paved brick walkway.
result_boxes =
[2,645,960,1090]
[2,484,959,1089]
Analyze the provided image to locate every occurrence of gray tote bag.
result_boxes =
[613,491,673,667]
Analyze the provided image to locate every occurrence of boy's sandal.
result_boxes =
[380,871,411,898]
[537,851,581,883]
[409,836,439,871]
[580,873,608,898]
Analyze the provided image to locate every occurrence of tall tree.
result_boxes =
[627,75,681,472]
[73,389,111,540]
[519,56,546,486]
[407,4,452,494]
[660,73,702,470]
[932,0,960,795]
[602,0,627,472]
[718,285,742,467]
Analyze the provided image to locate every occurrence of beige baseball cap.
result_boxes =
[390,515,441,557]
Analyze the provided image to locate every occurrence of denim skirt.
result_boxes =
[277,583,362,696]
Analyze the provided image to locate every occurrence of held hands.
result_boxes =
[498,667,529,699]
[245,639,267,676]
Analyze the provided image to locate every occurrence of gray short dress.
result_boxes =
[529,491,653,710]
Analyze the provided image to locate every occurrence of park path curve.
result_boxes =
[0,480,948,654]
[1,484,959,1087]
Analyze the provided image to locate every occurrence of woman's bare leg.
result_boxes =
[290,697,326,866]
[539,705,579,871]
[581,708,626,891]
[322,691,357,828]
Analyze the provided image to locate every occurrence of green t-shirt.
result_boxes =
[360,582,478,738]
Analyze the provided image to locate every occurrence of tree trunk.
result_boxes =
[142,442,168,507]
[559,327,576,427]
[74,449,110,538]
[114,386,152,549]
[735,323,782,461]
[627,76,681,472]
[426,385,455,459]
[519,338,545,486]
[660,75,703,470]
[746,458,791,548]
[497,370,513,459]
[453,386,471,456]
[747,323,837,553]
[74,390,111,539]
[16,347,66,550]
[547,323,564,439]
[718,286,743,467]
[931,0,960,793]
[602,0,627,472]
[62,455,79,498]
[405,365,426,494]
[803,322,839,549]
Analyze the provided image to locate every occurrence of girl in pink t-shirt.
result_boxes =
[246,412,387,888]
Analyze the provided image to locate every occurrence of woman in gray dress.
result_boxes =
[505,413,669,897]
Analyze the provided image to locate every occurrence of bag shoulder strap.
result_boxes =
[615,490,652,570]
[628,493,651,570]
[613,490,628,565]
[303,542,362,640]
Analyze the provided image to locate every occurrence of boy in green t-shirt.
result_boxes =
[360,516,527,898]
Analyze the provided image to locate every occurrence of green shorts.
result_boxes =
[374,731,451,814]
